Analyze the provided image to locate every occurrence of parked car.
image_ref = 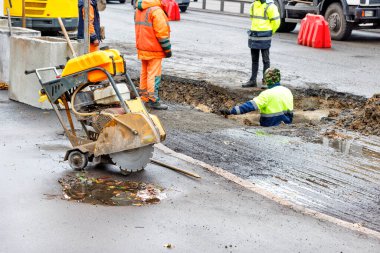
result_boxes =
[177,0,190,12]
[107,0,126,3]
[131,0,190,12]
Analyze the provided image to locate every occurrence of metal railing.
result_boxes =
[200,0,252,14]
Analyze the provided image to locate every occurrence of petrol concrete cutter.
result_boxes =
[25,49,166,175]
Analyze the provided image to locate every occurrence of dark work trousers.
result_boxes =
[250,48,270,83]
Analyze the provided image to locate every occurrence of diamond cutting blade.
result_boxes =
[109,145,154,175]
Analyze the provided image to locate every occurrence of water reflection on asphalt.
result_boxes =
[58,172,166,206]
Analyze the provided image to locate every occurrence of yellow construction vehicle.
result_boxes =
[25,49,166,175]
[3,0,78,32]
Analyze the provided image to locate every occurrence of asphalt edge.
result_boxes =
[155,143,380,240]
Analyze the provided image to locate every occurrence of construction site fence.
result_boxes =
[192,0,252,15]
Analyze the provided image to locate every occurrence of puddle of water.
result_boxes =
[319,136,380,164]
[58,173,166,206]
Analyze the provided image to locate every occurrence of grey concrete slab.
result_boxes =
[8,36,83,109]
[102,4,380,98]
[0,27,40,84]
[0,90,380,252]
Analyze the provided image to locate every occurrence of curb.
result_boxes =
[155,143,380,240]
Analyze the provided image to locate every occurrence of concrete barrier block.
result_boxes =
[9,36,84,109]
[0,19,8,27]
[0,27,41,84]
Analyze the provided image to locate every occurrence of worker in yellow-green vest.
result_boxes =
[242,0,281,88]
[221,68,294,127]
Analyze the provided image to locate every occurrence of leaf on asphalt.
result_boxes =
[255,130,270,136]
[163,243,174,248]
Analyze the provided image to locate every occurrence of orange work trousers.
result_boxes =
[90,43,99,52]
[139,58,162,103]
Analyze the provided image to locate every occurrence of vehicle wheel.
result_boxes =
[180,6,187,12]
[68,151,88,171]
[274,0,297,33]
[119,0,126,3]
[324,3,352,40]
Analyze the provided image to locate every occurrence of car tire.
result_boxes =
[180,6,187,12]
[324,3,352,40]
[119,0,126,3]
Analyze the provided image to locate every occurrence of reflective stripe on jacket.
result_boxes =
[252,85,293,126]
[231,84,293,127]
[248,0,280,49]
[135,0,171,60]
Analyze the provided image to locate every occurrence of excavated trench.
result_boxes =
[145,76,380,232]
[158,75,380,139]
[157,75,377,134]
[159,75,367,115]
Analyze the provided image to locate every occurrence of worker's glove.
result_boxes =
[165,50,172,58]
[93,39,100,46]
[220,109,231,116]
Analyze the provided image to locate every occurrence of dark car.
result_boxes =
[176,0,190,12]
[107,0,126,3]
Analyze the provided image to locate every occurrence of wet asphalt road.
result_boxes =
[1,2,380,251]
[2,91,380,252]
[155,104,380,232]
[100,4,380,231]
[102,3,380,98]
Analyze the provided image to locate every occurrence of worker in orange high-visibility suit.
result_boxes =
[78,0,101,52]
[135,0,172,110]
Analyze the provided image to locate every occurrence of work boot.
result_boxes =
[148,101,168,110]
[242,80,257,88]
[260,79,267,89]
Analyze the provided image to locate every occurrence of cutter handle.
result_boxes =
[24,69,36,75]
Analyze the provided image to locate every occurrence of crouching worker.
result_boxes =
[221,68,294,127]
[134,0,172,110]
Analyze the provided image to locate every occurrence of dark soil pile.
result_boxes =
[160,76,252,113]
[159,75,365,114]
[337,94,380,136]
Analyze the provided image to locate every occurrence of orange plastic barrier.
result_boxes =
[298,14,331,48]
[162,0,180,21]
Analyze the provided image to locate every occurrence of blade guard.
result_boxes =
[94,113,160,157]
[125,98,166,141]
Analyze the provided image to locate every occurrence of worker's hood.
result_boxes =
[136,0,162,11]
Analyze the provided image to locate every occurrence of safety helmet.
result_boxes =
[264,68,281,86]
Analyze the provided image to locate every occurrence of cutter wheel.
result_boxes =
[109,145,154,175]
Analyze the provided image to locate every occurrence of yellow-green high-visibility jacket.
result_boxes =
[248,0,281,49]
[231,84,293,127]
